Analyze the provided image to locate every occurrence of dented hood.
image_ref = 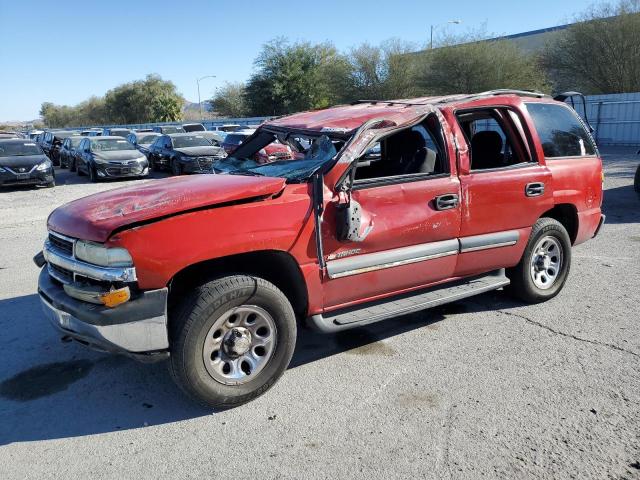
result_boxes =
[48,174,286,242]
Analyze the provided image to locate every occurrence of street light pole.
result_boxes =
[430,20,462,49]
[197,75,216,120]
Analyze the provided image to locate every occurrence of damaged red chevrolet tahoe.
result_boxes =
[35,90,605,407]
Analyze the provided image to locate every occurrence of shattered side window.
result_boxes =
[220,135,338,181]
[246,135,337,181]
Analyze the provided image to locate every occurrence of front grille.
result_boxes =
[49,263,73,284]
[196,157,214,170]
[105,166,142,175]
[49,233,73,256]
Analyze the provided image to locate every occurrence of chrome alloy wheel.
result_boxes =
[202,305,277,385]
[530,235,563,290]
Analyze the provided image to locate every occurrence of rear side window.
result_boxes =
[526,103,595,158]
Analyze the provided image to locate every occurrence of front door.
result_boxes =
[321,116,462,311]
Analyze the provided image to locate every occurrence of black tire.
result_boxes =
[171,158,182,176]
[69,158,76,172]
[506,218,572,304]
[634,164,640,194]
[88,164,98,183]
[169,275,297,409]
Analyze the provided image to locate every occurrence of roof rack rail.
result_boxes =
[480,89,548,98]
[349,99,435,107]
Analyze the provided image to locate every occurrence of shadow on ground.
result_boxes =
[0,290,504,445]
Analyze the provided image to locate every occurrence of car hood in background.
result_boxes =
[0,154,48,169]
[93,150,145,162]
[47,174,287,242]
[174,146,225,157]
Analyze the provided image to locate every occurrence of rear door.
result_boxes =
[448,104,554,277]
[321,115,462,311]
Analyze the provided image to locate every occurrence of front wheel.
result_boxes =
[506,218,572,304]
[88,164,98,183]
[634,164,640,194]
[171,158,182,176]
[169,275,297,409]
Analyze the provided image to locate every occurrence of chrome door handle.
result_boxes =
[525,182,545,197]
[435,194,459,210]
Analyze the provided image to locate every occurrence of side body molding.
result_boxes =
[326,239,459,279]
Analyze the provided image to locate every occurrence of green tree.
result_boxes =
[416,36,549,94]
[245,38,348,116]
[104,74,184,124]
[151,93,183,122]
[210,82,248,117]
[346,39,420,100]
[542,1,640,94]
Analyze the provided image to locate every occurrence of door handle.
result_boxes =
[525,182,545,197]
[434,194,459,210]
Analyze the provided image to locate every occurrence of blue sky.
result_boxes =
[0,0,593,121]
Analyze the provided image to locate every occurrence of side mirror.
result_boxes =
[336,198,373,242]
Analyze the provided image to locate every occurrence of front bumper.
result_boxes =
[95,161,149,179]
[0,168,53,187]
[37,267,169,361]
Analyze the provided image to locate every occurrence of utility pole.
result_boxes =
[197,75,216,120]
[430,20,462,49]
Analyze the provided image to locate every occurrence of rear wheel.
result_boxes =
[169,275,297,409]
[88,163,98,183]
[506,218,571,303]
[171,158,182,176]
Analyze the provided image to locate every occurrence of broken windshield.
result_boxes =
[216,134,338,182]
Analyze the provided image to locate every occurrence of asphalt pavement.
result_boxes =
[0,149,638,479]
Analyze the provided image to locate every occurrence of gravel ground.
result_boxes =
[0,149,639,480]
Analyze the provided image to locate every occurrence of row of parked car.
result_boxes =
[0,122,298,188]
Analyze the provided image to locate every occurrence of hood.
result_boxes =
[0,154,48,169]
[94,150,145,162]
[47,174,287,242]
[174,146,223,157]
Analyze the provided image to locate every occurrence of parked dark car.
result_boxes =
[102,128,132,138]
[147,133,226,175]
[75,136,149,182]
[152,125,185,134]
[42,131,81,166]
[58,136,84,169]
[0,131,22,139]
[182,123,206,132]
[0,139,55,188]
[195,130,223,145]
[126,131,161,157]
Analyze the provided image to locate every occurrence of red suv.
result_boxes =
[36,90,604,408]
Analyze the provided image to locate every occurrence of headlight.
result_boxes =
[75,240,133,267]
[36,159,52,171]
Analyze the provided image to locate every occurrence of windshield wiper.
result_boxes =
[228,170,265,177]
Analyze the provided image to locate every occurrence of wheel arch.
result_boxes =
[167,249,309,319]
[540,204,579,244]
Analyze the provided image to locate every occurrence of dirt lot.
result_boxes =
[0,149,639,480]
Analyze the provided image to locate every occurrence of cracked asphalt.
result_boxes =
[0,148,639,479]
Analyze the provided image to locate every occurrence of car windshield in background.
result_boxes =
[139,135,159,144]
[162,127,183,134]
[91,139,135,151]
[0,142,43,157]
[70,137,84,147]
[222,135,337,182]
[173,135,212,148]
[224,134,249,145]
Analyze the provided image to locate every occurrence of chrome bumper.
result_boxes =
[37,267,169,361]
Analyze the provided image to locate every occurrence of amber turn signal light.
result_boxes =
[100,287,131,308]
